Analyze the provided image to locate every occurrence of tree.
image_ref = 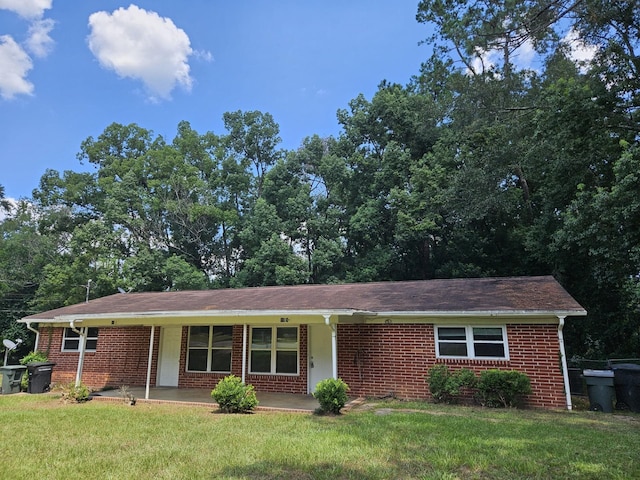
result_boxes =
[223,110,284,199]
[0,201,57,354]
[0,184,11,212]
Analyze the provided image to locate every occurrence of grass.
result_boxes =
[0,394,638,479]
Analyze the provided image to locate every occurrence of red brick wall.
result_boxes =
[337,323,566,408]
[40,322,566,408]
[179,325,308,394]
[40,326,159,389]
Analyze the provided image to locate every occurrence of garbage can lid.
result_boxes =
[26,361,56,371]
[583,369,614,377]
[0,365,27,370]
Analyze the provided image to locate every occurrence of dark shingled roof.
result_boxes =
[22,276,585,321]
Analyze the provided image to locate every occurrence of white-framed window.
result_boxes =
[435,326,508,359]
[250,326,299,375]
[62,327,99,352]
[187,326,233,372]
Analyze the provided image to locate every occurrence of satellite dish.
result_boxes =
[3,339,18,367]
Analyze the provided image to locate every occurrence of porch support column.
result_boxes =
[70,322,86,387]
[145,325,155,400]
[557,316,572,411]
[324,315,338,379]
[241,324,248,383]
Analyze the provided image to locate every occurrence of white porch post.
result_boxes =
[324,314,338,379]
[242,324,248,383]
[145,325,155,400]
[75,327,86,387]
[557,316,573,410]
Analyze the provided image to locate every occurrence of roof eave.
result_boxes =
[373,309,587,317]
[18,309,361,324]
[19,308,587,325]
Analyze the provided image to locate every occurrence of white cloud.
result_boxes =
[192,49,213,62]
[467,47,500,75]
[562,28,598,71]
[0,0,54,99]
[0,0,52,19]
[87,4,197,100]
[0,35,34,99]
[26,18,55,57]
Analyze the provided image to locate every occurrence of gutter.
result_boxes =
[25,322,40,351]
[19,308,587,326]
[557,316,572,410]
[18,308,361,325]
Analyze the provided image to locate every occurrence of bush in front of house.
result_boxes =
[476,369,532,408]
[59,382,91,403]
[427,364,477,403]
[313,378,350,414]
[211,375,258,413]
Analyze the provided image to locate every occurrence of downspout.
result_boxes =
[145,325,155,400]
[324,315,338,379]
[241,324,248,384]
[26,322,40,351]
[70,321,86,387]
[557,316,572,411]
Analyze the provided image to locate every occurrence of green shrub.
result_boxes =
[476,369,532,408]
[211,375,258,413]
[427,365,477,403]
[19,351,49,391]
[59,382,90,403]
[313,378,350,414]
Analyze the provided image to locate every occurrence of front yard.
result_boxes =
[0,394,637,479]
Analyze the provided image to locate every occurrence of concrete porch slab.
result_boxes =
[90,387,320,412]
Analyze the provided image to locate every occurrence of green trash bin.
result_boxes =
[583,369,615,412]
[0,365,27,394]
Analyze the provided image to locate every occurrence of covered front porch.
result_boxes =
[90,386,321,412]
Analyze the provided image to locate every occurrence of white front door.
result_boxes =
[157,326,182,387]
[308,324,334,393]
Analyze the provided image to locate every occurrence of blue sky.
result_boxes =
[0,1,431,200]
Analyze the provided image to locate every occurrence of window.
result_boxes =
[436,326,508,359]
[250,326,298,375]
[62,327,99,352]
[187,326,233,372]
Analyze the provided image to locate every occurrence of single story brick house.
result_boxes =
[19,276,586,409]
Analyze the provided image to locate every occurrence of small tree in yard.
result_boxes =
[211,375,258,413]
[313,378,350,414]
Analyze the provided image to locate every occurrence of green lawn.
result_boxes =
[0,394,638,479]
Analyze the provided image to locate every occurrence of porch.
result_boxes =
[91,386,321,412]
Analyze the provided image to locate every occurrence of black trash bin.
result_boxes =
[612,363,640,413]
[0,365,27,394]
[583,369,616,412]
[27,362,56,393]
